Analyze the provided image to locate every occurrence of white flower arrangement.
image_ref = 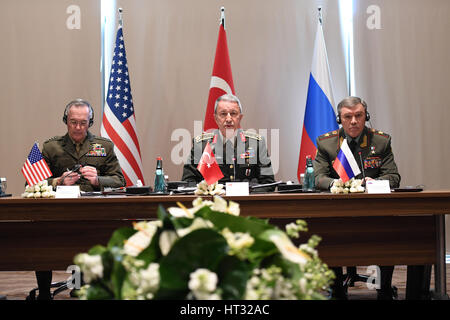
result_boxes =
[167,196,240,218]
[21,180,56,198]
[194,180,225,196]
[221,227,255,260]
[73,253,104,283]
[73,196,334,300]
[188,268,221,300]
[330,178,365,194]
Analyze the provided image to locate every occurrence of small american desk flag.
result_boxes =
[21,143,52,186]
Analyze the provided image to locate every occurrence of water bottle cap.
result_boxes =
[157,156,162,160]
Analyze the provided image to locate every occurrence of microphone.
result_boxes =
[59,164,82,185]
[358,152,366,187]
[232,157,236,181]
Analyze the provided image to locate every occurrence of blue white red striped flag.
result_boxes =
[21,143,52,186]
[297,19,338,181]
[101,25,145,187]
[332,139,361,183]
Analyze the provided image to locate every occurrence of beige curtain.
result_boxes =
[353,0,450,250]
[0,0,101,193]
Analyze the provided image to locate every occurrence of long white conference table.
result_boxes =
[0,190,448,298]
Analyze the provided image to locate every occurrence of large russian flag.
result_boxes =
[297,19,338,181]
[332,139,361,183]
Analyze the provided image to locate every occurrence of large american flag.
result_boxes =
[101,26,145,186]
[21,143,52,186]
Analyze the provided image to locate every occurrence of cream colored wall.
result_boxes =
[0,0,101,194]
[353,0,450,252]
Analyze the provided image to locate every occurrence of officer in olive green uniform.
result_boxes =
[182,93,275,192]
[314,126,401,190]
[182,128,275,191]
[32,99,125,300]
[42,132,125,191]
[313,96,400,300]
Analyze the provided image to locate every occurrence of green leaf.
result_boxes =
[157,205,174,230]
[136,229,161,265]
[86,283,114,300]
[217,256,252,299]
[246,238,278,262]
[120,277,137,300]
[196,207,275,237]
[87,245,107,256]
[159,229,228,291]
[100,250,114,282]
[170,217,195,230]
[111,258,127,299]
[107,227,136,249]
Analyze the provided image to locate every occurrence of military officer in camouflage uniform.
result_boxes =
[314,96,400,300]
[182,94,275,191]
[34,99,125,300]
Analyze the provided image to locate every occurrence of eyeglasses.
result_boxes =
[216,111,240,119]
[68,119,89,127]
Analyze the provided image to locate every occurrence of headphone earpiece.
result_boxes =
[63,99,94,127]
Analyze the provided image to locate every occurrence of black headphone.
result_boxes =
[63,99,94,127]
[336,111,370,124]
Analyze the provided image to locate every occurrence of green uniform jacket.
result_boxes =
[182,129,275,191]
[314,127,401,190]
[42,132,126,191]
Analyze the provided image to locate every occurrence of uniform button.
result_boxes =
[230,165,234,169]
[230,175,234,180]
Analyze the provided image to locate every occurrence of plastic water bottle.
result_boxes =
[154,157,166,193]
[304,155,315,191]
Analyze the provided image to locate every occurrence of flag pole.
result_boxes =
[220,6,225,29]
[118,7,123,27]
[318,6,323,25]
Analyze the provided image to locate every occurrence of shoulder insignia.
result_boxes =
[44,136,62,143]
[371,128,390,139]
[243,130,262,141]
[195,132,215,143]
[360,135,368,148]
[318,130,338,141]
[94,136,113,142]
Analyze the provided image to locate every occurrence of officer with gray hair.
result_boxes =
[182,94,275,191]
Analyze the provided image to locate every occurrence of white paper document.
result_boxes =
[226,182,249,196]
[55,185,81,198]
[366,180,391,194]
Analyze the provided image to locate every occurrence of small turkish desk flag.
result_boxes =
[197,142,224,185]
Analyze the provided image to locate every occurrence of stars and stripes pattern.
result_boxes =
[21,143,52,186]
[101,26,145,186]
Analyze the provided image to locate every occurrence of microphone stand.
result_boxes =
[358,152,366,187]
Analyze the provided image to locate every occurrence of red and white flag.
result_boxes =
[204,7,235,131]
[101,23,145,187]
[21,143,52,186]
[197,142,224,185]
